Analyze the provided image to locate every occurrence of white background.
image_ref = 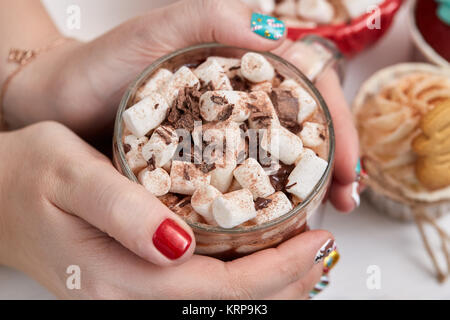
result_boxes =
[1,0,449,299]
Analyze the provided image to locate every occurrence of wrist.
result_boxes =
[2,39,82,130]
[0,132,14,267]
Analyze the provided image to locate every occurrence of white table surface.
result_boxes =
[1,0,449,300]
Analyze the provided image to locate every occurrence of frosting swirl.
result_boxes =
[357,71,450,201]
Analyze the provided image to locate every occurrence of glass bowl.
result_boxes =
[113,43,335,260]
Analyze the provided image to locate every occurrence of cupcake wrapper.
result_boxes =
[364,188,450,222]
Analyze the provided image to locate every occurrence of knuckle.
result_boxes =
[56,158,90,185]
[279,263,302,284]
[27,120,68,136]
[104,185,145,244]
[276,250,303,284]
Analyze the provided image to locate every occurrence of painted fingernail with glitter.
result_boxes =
[251,13,285,40]
[323,249,340,273]
[314,239,336,264]
[355,158,362,180]
[309,274,329,299]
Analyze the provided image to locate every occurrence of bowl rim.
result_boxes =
[408,0,450,68]
[114,43,335,235]
[286,0,402,32]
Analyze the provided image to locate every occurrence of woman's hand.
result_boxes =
[0,122,333,299]
[3,0,359,212]
[3,0,284,136]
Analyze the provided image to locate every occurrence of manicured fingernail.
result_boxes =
[314,239,336,264]
[251,13,285,40]
[351,181,360,208]
[153,219,192,260]
[309,274,329,299]
[355,158,362,180]
[323,250,340,273]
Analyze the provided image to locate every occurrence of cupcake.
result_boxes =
[353,63,450,221]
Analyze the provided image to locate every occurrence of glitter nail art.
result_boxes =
[251,13,285,41]
[314,239,336,264]
[309,274,329,298]
[355,158,362,180]
[323,250,340,273]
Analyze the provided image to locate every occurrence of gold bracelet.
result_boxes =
[0,37,72,131]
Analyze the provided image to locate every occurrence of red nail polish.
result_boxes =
[153,219,192,260]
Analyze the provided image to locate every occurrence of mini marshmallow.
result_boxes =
[261,126,304,165]
[162,160,172,174]
[200,121,241,192]
[299,122,326,148]
[124,134,148,152]
[199,91,250,122]
[210,155,237,193]
[136,68,173,101]
[138,167,171,197]
[294,148,317,165]
[253,192,293,224]
[123,134,149,174]
[123,94,169,138]
[191,184,222,224]
[242,0,275,13]
[194,59,233,90]
[126,150,148,174]
[141,125,178,168]
[342,0,383,19]
[261,160,281,176]
[202,121,243,156]
[212,189,257,229]
[241,52,275,83]
[172,198,205,224]
[248,91,280,129]
[227,178,242,192]
[250,81,273,94]
[207,57,242,78]
[233,158,275,199]
[170,161,211,195]
[164,66,200,106]
[274,0,297,17]
[297,0,334,24]
[286,149,328,200]
[279,16,318,29]
[280,79,317,123]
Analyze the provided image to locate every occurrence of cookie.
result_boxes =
[412,100,450,190]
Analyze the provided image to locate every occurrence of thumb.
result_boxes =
[56,161,196,267]
[147,0,286,51]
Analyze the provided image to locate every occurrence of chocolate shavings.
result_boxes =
[217,104,234,121]
[183,166,191,181]
[254,197,273,210]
